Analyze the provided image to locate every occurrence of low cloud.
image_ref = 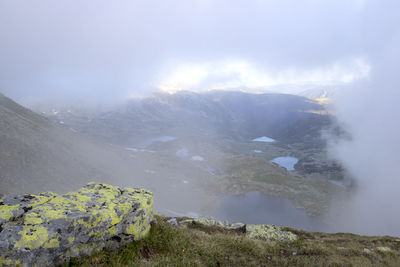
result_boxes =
[327,0,400,235]
[0,0,368,104]
[156,58,371,93]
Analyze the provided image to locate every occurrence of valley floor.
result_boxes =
[69,215,400,267]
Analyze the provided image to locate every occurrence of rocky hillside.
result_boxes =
[0,93,150,195]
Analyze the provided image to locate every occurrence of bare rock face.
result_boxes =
[0,183,153,266]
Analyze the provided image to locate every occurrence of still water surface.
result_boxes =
[270,156,299,171]
[217,191,329,232]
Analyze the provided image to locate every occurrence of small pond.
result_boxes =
[216,191,329,232]
[328,180,346,188]
[270,156,299,171]
[176,148,189,158]
[252,136,275,142]
[139,135,176,148]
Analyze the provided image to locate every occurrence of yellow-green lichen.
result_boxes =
[14,225,50,250]
[246,224,297,241]
[125,216,151,239]
[0,256,16,267]
[123,190,153,239]
[184,218,296,242]
[24,213,44,225]
[377,247,392,252]
[194,218,244,229]
[0,204,20,221]
[2,183,154,266]
[44,238,60,248]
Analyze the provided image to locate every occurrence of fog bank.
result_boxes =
[328,0,400,236]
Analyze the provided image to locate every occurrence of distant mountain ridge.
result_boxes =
[38,90,342,180]
[41,91,332,148]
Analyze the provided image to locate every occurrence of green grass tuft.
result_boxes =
[69,215,400,266]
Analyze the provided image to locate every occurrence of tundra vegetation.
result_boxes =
[70,215,400,267]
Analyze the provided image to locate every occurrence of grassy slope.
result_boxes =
[150,136,345,217]
[70,216,400,267]
[214,154,345,217]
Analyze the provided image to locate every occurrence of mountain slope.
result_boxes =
[0,93,144,195]
[0,93,260,217]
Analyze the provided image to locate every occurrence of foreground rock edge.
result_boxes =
[0,183,153,266]
[168,217,298,242]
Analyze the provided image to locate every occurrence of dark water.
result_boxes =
[217,191,330,232]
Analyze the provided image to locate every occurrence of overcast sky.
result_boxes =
[0,0,389,103]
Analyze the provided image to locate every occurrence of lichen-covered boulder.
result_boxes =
[181,217,246,232]
[0,183,153,266]
[176,217,297,242]
[246,224,297,242]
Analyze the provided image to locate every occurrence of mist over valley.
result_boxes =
[1,90,348,233]
[1,3,400,265]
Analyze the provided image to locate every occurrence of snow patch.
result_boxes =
[191,155,204,161]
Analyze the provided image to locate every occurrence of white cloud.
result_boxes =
[157,58,371,93]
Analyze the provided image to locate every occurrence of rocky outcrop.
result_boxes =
[174,217,298,242]
[0,183,153,266]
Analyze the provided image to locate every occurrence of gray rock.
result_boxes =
[180,218,297,241]
[167,218,179,227]
[0,183,153,266]
[377,247,391,252]
[363,248,371,253]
